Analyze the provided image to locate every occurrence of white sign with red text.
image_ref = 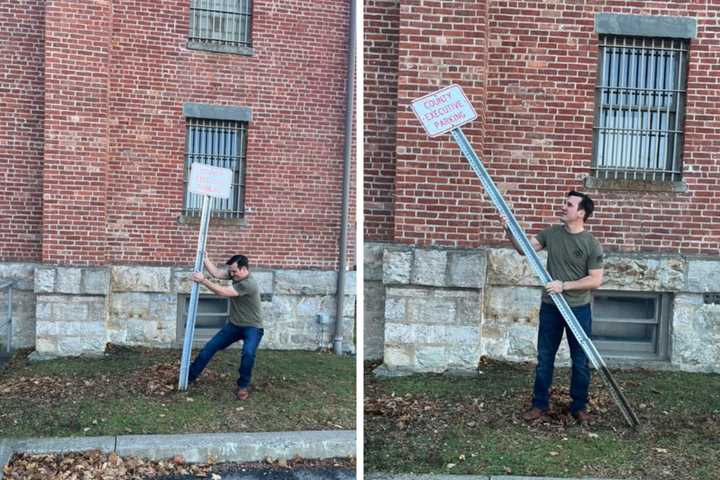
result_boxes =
[410,84,478,137]
[188,163,232,199]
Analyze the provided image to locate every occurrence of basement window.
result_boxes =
[177,295,230,346]
[591,291,671,360]
[188,0,253,55]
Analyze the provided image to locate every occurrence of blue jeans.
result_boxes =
[188,323,264,388]
[532,302,592,414]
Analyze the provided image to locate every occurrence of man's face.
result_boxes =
[562,195,585,223]
[228,264,249,281]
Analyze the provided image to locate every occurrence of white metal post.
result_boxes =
[178,195,213,391]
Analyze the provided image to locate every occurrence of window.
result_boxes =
[177,295,230,345]
[188,0,253,54]
[184,117,247,218]
[591,291,671,360]
[592,35,689,182]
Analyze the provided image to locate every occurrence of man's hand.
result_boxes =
[190,271,206,284]
[545,280,564,294]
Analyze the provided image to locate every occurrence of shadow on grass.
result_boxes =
[0,346,355,438]
[365,358,720,480]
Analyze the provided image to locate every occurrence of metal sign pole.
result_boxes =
[178,195,213,391]
[450,127,640,428]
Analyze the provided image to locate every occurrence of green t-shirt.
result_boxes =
[230,274,263,328]
[537,225,604,307]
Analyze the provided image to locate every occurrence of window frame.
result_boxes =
[587,13,696,191]
[176,294,231,346]
[182,103,251,220]
[591,290,672,361]
[187,0,254,56]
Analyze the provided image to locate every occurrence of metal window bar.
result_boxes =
[184,118,247,217]
[189,0,252,47]
[593,35,688,182]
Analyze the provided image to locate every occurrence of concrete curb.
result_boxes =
[1,430,355,471]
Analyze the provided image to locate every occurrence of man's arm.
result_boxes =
[203,252,229,280]
[503,223,543,255]
[545,268,604,294]
[191,272,238,298]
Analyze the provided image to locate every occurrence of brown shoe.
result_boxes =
[572,410,592,424]
[522,407,547,421]
[235,387,249,401]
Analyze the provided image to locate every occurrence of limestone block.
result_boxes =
[383,250,412,285]
[10,290,36,349]
[415,346,446,371]
[364,242,389,281]
[408,296,457,324]
[35,301,52,322]
[149,294,177,324]
[384,297,406,323]
[82,268,111,295]
[0,262,36,290]
[274,270,336,295]
[34,268,55,293]
[53,302,89,323]
[687,260,720,293]
[455,292,484,326]
[342,294,356,318]
[445,326,482,345]
[171,268,193,294]
[415,325,446,345]
[112,266,171,293]
[56,268,83,294]
[411,249,447,287]
[603,255,686,291]
[448,250,487,288]
[57,336,105,356]
[384,345,415,368]
[252,271,274,294]
[485,286,542,323]
[384,323,415,344]
[487,248,546,287]
[364,281,385,360]
[270,295,296,323]
[446,344,481,369]
[57,321,105,338]
[296,296,333,318]
[507,323,538,359]
[110,293,151,320]
[671,294,720,372]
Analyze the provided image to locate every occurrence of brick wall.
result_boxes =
[366,0,720,256]
[2,0,355,269]
[0,0,45,261]
[364,0,399,241]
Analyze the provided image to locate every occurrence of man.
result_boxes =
[188,252,263,400]
[504,191,604,423]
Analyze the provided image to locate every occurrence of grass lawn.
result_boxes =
[365,359,720,480]
[0,346,355,438]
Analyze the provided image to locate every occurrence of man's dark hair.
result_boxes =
[226,254,249,269]
[568,190,594,221]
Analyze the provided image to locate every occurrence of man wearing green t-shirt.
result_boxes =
[504,191,604,423]
[188,253,263,401]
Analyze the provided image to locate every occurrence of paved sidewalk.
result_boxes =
[366,474,627,480]
[1,430,355,472]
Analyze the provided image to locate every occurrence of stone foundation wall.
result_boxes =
[366,242,720,374]
[1,262,355,358]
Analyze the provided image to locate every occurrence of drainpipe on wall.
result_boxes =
[334,0,356,356]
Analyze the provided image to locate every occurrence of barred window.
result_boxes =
[593,35,689,182]
[184,118,247,217]
[188,0,252,53]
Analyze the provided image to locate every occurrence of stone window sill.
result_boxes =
[186,41,255,56]
[584,176,688,193]
[177,215,248,227]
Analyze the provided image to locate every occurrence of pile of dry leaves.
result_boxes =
[3,450,356,480]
